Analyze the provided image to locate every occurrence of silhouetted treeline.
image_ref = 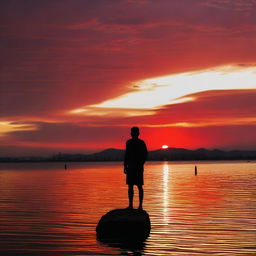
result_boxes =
[1,148,256,162]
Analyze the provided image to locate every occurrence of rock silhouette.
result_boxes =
[96,208,151,242]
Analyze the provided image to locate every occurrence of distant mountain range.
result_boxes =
[1,148,256,162]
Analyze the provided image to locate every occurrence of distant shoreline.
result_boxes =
[0,160,255,164]
[1,147,256,162]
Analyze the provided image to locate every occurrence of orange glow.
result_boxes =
[0,121,37,135]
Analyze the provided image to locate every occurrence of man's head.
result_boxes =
[131,126,140,138]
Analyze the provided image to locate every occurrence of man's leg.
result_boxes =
[128,185,134,209]
[138,185,144,210]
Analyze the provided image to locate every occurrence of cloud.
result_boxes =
[0,122,129,156]
[69,65,256,115]
[59,88,256,131]
[202,0,256,12]
[0,121,37,135]
[150,89,256,126]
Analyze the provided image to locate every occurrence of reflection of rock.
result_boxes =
[96,209,151,242]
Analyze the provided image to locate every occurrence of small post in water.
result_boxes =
[195,165,197,176]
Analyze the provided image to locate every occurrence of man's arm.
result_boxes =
[143,141,148,163]
[124,141,128,174]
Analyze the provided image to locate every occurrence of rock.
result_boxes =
[96,208,151,242]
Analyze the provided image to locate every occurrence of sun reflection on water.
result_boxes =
[162,162,170,224]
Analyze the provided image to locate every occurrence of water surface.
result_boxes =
[0,161,255,255]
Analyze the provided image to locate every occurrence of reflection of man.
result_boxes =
[124,127,147,210]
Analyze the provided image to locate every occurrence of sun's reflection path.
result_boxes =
[162,162,170,224]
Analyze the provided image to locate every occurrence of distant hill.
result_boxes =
[1,148,256,162]
[148,148,256,161]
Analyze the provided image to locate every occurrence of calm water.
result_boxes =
[0,161,255,255]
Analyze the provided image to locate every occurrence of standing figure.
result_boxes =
[124,127,147,210]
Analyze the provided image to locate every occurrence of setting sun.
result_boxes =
[162,145,169,149]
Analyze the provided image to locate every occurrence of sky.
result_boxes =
[1,0,256,156]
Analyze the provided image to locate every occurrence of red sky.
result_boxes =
[1,0,256,156]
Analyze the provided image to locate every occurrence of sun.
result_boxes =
[162,145,169,149]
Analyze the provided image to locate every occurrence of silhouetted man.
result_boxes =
[124,127,147,210]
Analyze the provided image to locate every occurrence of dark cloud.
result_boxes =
[0,122,129,156]
[202,0,256,12]
[155,89,256,123]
